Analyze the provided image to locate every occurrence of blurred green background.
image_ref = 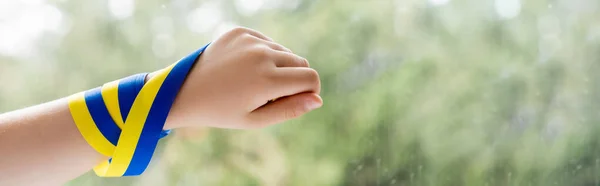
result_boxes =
[2,0,600,185]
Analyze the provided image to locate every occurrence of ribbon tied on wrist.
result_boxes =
[68,44,209,177]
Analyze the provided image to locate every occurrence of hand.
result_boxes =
[161,27,322,129]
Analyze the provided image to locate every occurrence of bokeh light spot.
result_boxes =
[0,2,65,57]
[428,0,450,6]
[187,2,222,34]
[235,0,265,16]
[495,0,521,19]
[108,0,135,20]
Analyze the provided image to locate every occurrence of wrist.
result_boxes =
[67,43,209,177]
[146,71,178,130]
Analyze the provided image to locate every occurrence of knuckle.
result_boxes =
[240,33,258,43]
[299,57,309,67]
[229,27,251,36]
[306,68,321,93]
[307,68,320,82]
[272,43,286,51]
[262,68,279,85]
[249,46,272,59]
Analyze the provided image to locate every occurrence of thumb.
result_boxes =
[248,93,323,128]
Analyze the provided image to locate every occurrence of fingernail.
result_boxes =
[305,99,322,110]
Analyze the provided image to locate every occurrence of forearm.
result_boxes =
[0,72,171,185]
[0,50,194,185]
[0,98,106,186]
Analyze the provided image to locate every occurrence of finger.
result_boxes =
[248,93,322,127]
[271,50,309,67]
[267,68,321,99]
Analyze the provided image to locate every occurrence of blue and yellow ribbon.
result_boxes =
[68,44,209,177]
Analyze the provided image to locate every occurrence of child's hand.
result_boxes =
[162,27,322,129]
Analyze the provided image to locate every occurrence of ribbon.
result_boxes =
[68,44,209,176]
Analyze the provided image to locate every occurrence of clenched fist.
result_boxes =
[161,27,322,129]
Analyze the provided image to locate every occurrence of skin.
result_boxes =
[0,27,322,186]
